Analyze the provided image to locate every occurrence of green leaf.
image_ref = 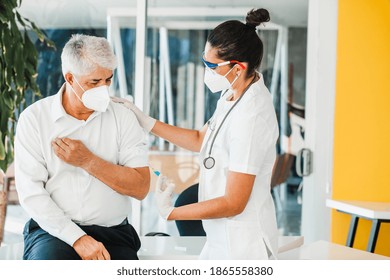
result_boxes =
[0,13,8,23]
[4,42,15,67]
[4,63,12,87]
[0,134,5,160]
[14,44,25,86]
[3,91,14,110]
[0,0,52,171]
[15,11,26,27]
[30,22,45,42]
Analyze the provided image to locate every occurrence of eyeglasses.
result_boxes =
[201,53,246,70]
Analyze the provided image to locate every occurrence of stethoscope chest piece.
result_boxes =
[203,156,215,169]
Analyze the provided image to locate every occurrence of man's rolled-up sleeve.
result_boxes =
[117,110,149,168]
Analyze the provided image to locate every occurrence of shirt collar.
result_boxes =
[51,83,68,122]
[51,83,106,123]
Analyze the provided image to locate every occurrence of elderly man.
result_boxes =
[14,34,150,260]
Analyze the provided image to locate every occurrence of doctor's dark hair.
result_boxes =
[207,8,270,78]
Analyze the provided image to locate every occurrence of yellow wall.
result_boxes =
[332,0,390,256]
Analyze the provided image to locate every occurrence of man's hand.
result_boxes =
[73,235,111,260]
[52,137,94,168]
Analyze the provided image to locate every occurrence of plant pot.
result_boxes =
[0,190,7,245]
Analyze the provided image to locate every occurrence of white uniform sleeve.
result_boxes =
[228,113,275,175]
[117,109,149,168]
[14,110,85,246]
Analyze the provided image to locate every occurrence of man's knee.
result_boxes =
[25,244,80,260]
[24,229,80,260]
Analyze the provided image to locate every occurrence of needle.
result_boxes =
[150,166,160,176]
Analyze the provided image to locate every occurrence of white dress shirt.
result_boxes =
[14,84,148,246]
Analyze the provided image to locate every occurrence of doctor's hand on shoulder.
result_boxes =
[111,96,156,132]
[155,175,176,220]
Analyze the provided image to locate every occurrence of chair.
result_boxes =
[0,162,18,245]
[145,183,206,237]
[147,154,295,237]
[0,170,8,245]
[3,162,18,205]
[270,153,295,211]
[174,184,206,236]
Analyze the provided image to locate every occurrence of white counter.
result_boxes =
[278,240,390,260]
[326,199,390,219]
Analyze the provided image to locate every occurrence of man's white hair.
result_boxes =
[61,34,117,76]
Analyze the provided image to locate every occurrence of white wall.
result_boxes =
[301,0,338,243]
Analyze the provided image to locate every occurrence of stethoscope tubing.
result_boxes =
[203,75,257,169]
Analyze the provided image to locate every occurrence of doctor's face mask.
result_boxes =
[69,74,110,112]
[202,54,245,93]
[203,66,238,93]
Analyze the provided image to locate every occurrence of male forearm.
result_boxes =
[82,154,150,200]
[51,137,150,199]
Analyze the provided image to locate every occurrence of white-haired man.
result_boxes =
[14,34,150,260]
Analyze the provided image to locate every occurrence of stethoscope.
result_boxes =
[203,75,257,169]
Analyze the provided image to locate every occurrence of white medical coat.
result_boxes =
[198,74,279,259]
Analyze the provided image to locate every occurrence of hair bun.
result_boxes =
[245,8,270,27]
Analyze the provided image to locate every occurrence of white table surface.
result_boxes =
[139,236,204,260]
[139,235,304,259]
[326,199,390,219]
[0,236,304,260]
[278,240,390,260]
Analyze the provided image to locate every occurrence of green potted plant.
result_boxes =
[0,0,54,244]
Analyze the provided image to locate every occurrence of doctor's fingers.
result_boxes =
[160,182,175,197]
[165,182,176,194]
[110,96,133,109]
[156,175,168,192]
[156,175,175,194]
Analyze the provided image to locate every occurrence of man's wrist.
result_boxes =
[81,153,98,172]
[73,234,88,247]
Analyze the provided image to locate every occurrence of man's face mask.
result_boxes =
[69,74,110,112]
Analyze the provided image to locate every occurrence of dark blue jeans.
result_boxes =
[23,219,141,260]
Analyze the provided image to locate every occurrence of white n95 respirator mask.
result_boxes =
[69,75,110,112]
[203,66,239,93]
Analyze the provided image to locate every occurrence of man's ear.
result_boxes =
[64,72,73,85]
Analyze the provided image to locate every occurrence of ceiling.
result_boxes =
[18,0,308,29]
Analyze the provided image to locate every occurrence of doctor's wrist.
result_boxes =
[165,207,176,220]
[142,116,157,132]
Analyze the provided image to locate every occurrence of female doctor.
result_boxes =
[115,8,279,260]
